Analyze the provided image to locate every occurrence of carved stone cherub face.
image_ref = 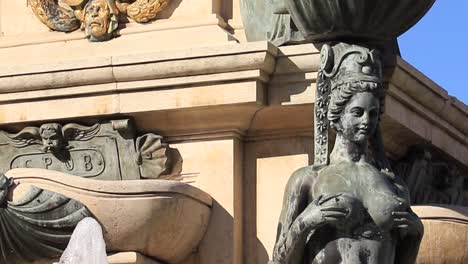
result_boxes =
[337,92,380,144]
[39,123,64,153]
[84,0,112,41]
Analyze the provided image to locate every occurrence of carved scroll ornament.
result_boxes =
[28,0,170,41]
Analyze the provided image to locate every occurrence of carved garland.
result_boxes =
[313,70,330,166]
[28,0,170,41]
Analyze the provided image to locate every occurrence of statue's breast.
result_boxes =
[362,179,406,231]
[313,162,408,231]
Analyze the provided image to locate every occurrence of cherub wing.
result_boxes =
[62,123,100,141]
[0,127,42,148]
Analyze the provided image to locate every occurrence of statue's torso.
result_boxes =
[308,236,396,264]
[307,161,408,264]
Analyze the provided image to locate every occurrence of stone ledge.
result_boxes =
[0,41,276,93]
[389,57,468,135]
[0,41,466,168]
[0,24,237,70]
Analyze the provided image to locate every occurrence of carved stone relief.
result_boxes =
[0,119,182,180]
[394,146,465,205]
[28,0,170,41]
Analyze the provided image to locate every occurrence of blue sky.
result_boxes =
[398,1,468,104]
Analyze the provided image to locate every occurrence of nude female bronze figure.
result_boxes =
[271,43,423,264]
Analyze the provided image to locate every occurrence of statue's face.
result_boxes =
[41,128,63,153]
[338,92,380,143]
[84,0,111,39]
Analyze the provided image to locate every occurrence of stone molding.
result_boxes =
[0,41,276,93]
[388,57,468,140]
[0,16,229,49]
[0,41,466,168]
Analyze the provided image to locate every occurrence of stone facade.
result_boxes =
[0,1,467,263]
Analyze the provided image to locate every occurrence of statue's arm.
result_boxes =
[272,167,315,264]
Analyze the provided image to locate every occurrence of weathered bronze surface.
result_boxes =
[29,0,170,41]
[0,119,181,180]
[241,0,435,46]
[0,174,90,263]
[271,43,423,264]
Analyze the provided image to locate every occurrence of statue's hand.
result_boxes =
[303,193,354,227]
[392,211,424,238]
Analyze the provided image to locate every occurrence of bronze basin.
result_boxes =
[288,0,436,41]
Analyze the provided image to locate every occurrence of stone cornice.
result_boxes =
[0,41,466,167]
[389,57,468,137]
[0,41,277,94]
[0,15,229,49]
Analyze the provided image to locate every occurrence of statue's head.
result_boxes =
[322,44,385,144]
[84,0,118,42]
[39,123,64,153]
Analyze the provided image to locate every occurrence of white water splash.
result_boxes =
[59,217,108,264]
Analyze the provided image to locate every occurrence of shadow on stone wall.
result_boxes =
[244,137,315,263]
[196,199,270,264]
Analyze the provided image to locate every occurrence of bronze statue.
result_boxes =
[241,0,434,47]
[271,43,423,264]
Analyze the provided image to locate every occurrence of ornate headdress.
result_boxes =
[320,43,382,89]
[314,43,389,169]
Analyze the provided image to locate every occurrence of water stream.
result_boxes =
[58,217,108,264]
